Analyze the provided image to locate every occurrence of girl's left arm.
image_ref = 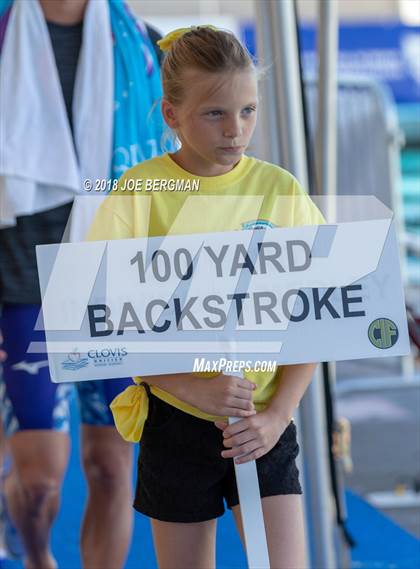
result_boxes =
[215,362,319,464]
[265,362,318,424]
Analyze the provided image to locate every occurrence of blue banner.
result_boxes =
[242,22,420,103]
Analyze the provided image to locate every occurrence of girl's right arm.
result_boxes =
[142,373,256,418]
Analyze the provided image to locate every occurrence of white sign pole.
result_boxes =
[229,414,271,569]
[229,369,270,569]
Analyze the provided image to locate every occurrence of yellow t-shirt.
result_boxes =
[87,153,324,441]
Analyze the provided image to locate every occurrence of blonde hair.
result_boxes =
[161,26,256,106]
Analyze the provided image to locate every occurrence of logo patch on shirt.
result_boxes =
[241,219,277,230]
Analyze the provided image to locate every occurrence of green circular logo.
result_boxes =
[368,318,399,349]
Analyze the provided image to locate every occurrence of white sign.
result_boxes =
[35,220,410,383]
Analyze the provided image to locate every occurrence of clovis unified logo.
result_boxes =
[87,347,128,368]
[61,347,128,371]
[62,350,89,371]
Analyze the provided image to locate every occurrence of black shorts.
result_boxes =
[134,387,302,523]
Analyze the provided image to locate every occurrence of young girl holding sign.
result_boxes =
[88,26,323,569]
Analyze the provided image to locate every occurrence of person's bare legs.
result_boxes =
[4,430,70,569]
[80,425,133,569]
[232,494,307,569]
[151,518,217,569]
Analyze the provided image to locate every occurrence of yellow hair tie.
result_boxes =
[157,25,219,53]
